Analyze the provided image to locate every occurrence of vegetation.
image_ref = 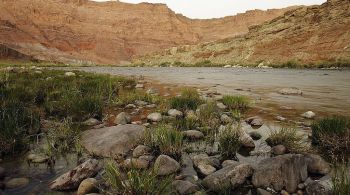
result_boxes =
[196,101,221,136]
[171,117,199,131]
[0,68,134,156]
[104,161,173,195]
[311,116,350,162]
[169,88,202,111]
[116,90,160,106]
[266,127,307,153]
[222,95,250,112]
[219,125,241,160]
[332,164,350,195]
[144,124,183,159]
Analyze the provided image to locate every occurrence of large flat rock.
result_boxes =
[81,124,145,158]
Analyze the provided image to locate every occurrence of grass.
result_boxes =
[266,127,307,153]
[332,164,350,195]
[116,90,161,106]
[197,101,221,136]
[0,67,135,156]
[222,95,250,112]
[104,161,173,195]
[219,124,241,160]
[144,124,183,159]
[171,117,199,131]
[312,116,350,162]
[169,88,203,111]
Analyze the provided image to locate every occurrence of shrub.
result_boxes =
[144,124,183,158]
[219,125,241,160]
[222,95,250,112]
[266,127,307,153]
[169,88,202,111]
[312,116,350,162]
[104,161,173,195]
[332,164,350,195]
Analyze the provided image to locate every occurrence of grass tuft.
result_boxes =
[332,164,350,195]
[266,127,307,153]
[222,95,250,112]
[169,88,202,111]
[219,125,241,160]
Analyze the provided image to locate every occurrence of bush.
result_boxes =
[332,164,350,195]
[219,125,241,160]
[104,161,173,195]
[144,124,183,159]
[312,116,350,162]
[266,127,307,153]
[169,88,202,111]
[222,95,250,112]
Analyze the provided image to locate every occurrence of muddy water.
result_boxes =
[67,67,350,117]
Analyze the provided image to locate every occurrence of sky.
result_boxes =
[93,0,326,19]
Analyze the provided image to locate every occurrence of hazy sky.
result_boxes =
[93,0,326,19]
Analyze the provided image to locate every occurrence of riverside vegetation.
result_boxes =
[0,66,349,194]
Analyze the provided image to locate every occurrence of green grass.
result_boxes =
[169,88,203,111]
[171,117,199,131]
[312,116,350,162]
[197,101,221,135]
[116,90,161,106]
[104,161,173,195]
[222,95,250,112]
[266,127,307,153]
[0,68,135,156]
[332,164,350,195]
[219,125,241,160]
[144,124,183,159]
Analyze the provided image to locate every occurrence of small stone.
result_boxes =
[125,104,136,109]
[0,166,5,179]
[245,116,264,126]
[198,164,216,176]
[138,155,155,162]
[77,178,98,195]
[154,155,180,176]
[114,112,131,125]
[301,111,316,119]
[217,102,227,110]
[298,183,305,190]
[64,72,76,76]
[281,190,290,195]
[135,83,144,88]
[82,118,101,126]
[297,190,303,195]
[147,113,162,122]
[146,88,159,95]
[5,178,29,189]
[135,100,148,106]
[272,145,287,155]
[183,130,204,140]
[27,153,49,163]
[278,88,302,95]
[132,145,152,158]
[257,188,272,195]
[276,116,287,121]
[185,110,197,119]
[304,154,330,175]
[172,180,200,195]
[220,114,233,124]
[123,158,149,169]
[168,109,183,117]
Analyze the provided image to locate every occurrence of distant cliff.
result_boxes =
[0,0,295,65]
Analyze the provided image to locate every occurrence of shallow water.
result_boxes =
[64,67,350,117]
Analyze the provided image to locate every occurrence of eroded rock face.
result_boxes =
[252,154,308,193]
[81,124,145,158]
[50,159,101,190]
[0,0,293,64]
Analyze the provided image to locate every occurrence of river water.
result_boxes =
[65,67,350,117]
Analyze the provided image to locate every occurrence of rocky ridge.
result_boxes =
[0,0,295,64]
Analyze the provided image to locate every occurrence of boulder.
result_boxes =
[82,118,101,126]
[183,130,204,140]
[123,158,149,169]
[222,160,240,168]
[278,88,302,95]
[81,124,145,158]
[304,154,330,175]
[132,145,152,158]
[238,127,255,148]
[301,111,316,119]
[220,114,233,124]
[147,113,162,122]
[114,112,131,125]
[197,164,216,176]
[249,131,262,140]
[5,178,29,189]
[77,178,98,195]
[257,188,272,195]
[202,164,253,192]
[252,154,308,193]
[50,159,101,190]
[168,109,183,117]
[154,155,180,176]
[172,180,200,195]
[272,145,287,155]
[27,153,49,163]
